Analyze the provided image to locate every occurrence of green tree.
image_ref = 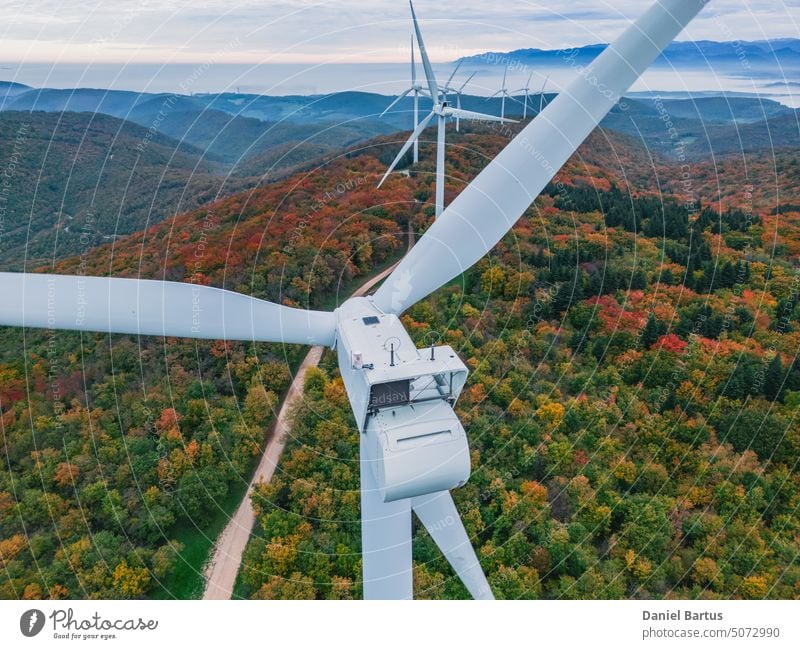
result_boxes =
[764,355,784,402]
[642,313,660,349]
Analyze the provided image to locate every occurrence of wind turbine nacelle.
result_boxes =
[335,297,471,502]
[366,399,470,502]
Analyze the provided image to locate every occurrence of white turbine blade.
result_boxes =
[0,272,336,346]
[411,491,493,600]
[526,71,534,90]
[361,437,413,599]
[486,90,502,99]
[409,1,439,100]
[458,71,476,93]
[381,87,413,117]
[501,65,508,90]
[374,0,707,315]
[447,107,517,123]
[540,73,549,94]
[378,110,435,187]
[411,34,417,85]
[444,59,463,92]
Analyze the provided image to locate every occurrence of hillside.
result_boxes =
[2,88,153,117]
[0,140,413,599]
[125,101,392,170]
[0,81,31,102]
[236,131,800,600]
[0,111,257,268]
[599,99,799,159]
[1,119,799,600]
[4,83,796,169]
[1,88,414,131]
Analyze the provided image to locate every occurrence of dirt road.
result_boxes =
[203,227,412,599]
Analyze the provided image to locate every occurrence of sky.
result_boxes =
[1,0,799,65]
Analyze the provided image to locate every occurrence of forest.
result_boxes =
[0,148,408,598]
[1,120,799,599]
[236,127,800,599]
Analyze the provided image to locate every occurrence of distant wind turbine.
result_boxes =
[379,1,514,218]
[442,64,477,132]
[380,35,431,164]
[488,66,516,121]
[512,72,534,119]
[539,74,550,114]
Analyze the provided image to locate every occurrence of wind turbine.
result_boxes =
[510,72,542,119]
[538,74,550,114]
[512,72,534,119]
[379,1,513,219]
[442,65,477,132]
[380,35,430,164]
[515,74,549,119]
[489,65,516,121]
[0,0,707,600]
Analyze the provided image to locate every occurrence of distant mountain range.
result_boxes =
[458,38,800,69]
[0,74,797,267]
[1,82,797,172]
[0,86,400,169]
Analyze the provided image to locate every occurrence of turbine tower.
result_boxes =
[442,65,477,132]
[0,0,707,600]
[381,35,430,164]
[513,72,534,119]
[379,1,512,219]
[512,73,549,120]
[539,74,550,114]
[489,65,515,121]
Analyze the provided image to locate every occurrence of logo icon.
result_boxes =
[20,609,45,637]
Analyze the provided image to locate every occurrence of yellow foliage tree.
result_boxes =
[112,561,151,598]
[536,402,565,429]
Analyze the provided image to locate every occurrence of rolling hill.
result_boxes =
[2,81,797,177]
[0,111,251,268]
[125,100,393,169]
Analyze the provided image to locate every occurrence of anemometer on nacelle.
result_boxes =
[335,297,470,503]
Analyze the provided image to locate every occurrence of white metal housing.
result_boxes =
[335,297,470,501]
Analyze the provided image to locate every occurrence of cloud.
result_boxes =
[0,1,797,63]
